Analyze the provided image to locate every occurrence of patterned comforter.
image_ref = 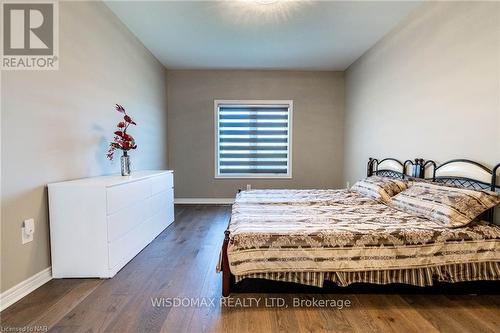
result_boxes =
[226,189,500,286]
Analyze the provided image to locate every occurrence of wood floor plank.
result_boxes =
[181,208,231,333]
[27,279,103,330]
[1,205,498,333]
[159,206,230,333]
[362,294,440,333]
[401,294,500,333]
[337,295,382,333]
[0,279,93,328]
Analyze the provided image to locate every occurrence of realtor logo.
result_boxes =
[1,1,58,70]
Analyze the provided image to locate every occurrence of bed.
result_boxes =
[218,158,500,296]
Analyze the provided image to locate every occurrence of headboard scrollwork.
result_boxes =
[423,159,500,192]
[367,157,424,179]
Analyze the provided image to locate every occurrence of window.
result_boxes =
[215,100,292,178]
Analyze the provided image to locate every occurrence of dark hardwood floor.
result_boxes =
[1,205,499,333]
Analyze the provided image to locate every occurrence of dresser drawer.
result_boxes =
[108,218,150,270]
[107,179,151,214]
[151,173,173,195]
[151,188,173,216]
[147,210,168,240]
[107,198,153,243]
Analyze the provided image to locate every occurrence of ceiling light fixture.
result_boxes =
[222,0,305,25]
[255,0,279,4]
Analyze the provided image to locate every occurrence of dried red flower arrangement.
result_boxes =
[106,104,137,160]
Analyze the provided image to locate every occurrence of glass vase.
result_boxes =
[121,151,131,176]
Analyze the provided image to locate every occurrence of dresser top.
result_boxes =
[48,170,173,187]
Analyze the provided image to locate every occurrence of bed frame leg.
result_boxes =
[222,229,234,297]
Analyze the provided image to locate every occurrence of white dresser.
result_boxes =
[48,170,174,278]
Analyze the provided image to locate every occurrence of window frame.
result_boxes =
[214,99,293,179]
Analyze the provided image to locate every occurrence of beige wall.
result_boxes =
[167,70,345,198]
[344,1,500,185]
[0,2,168,292]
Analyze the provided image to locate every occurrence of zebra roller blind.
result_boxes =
[215,101,292,177]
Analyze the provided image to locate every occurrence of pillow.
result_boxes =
[350,176,408,204]
[391,182,500,227]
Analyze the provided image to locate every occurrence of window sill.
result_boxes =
[215,175,292,179]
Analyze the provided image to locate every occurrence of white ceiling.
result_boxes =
[106,1,422,70]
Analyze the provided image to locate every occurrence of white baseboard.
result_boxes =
[174,198,234,204]
[0,267,52,312]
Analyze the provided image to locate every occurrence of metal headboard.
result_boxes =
[423,159,500,191]
[367,158,424,179]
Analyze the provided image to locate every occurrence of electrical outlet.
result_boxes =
[246,184,251,190]
[21,218,35,244]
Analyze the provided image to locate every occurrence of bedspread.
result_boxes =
[227,190,500,278]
